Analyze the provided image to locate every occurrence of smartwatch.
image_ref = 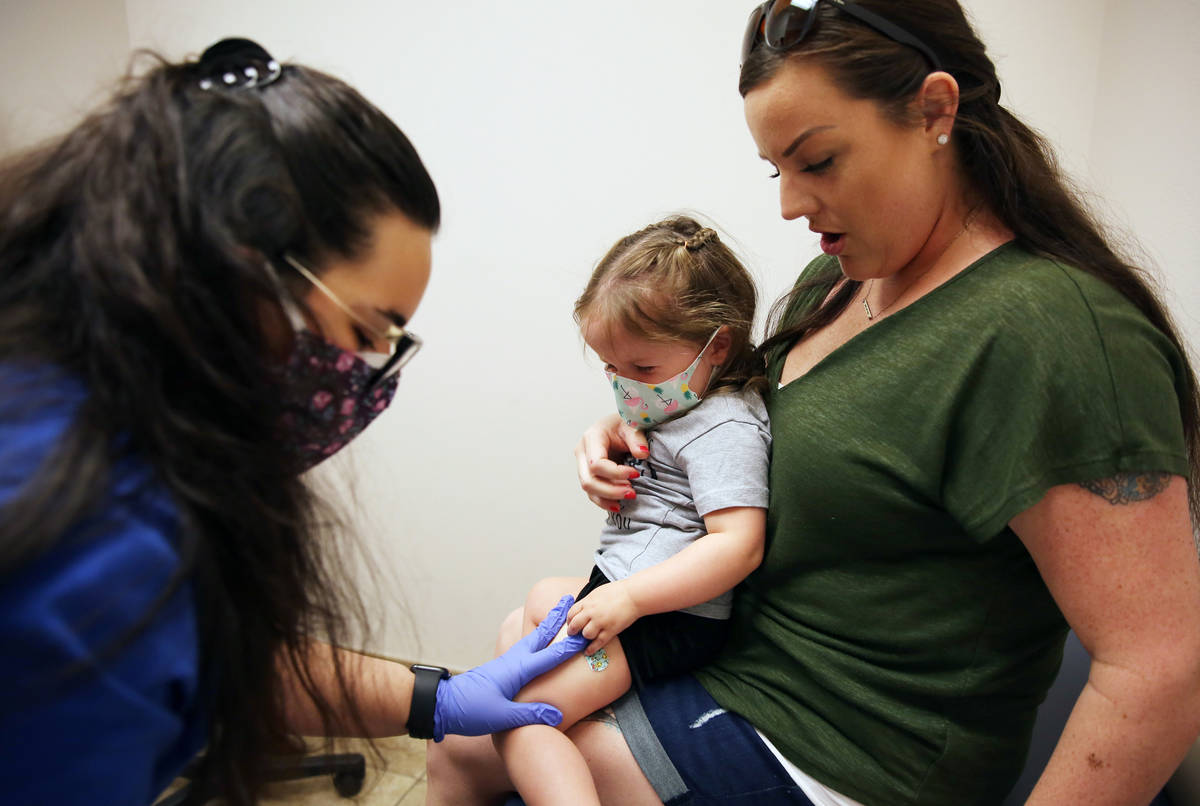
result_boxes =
[406,664,450,740]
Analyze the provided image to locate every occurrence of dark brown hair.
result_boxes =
[574,216,765,396]
[741,0,1199,526]
[0,49,439,803]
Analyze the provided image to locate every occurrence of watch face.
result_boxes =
[407,664,448,741]
[412,664,450,678]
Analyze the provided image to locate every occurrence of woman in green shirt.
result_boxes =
[427,2,1200,804]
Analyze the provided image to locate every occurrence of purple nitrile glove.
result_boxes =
[431,594,588,741]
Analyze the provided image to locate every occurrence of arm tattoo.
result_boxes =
[1078,472,1171,505]
[580,706,620,730]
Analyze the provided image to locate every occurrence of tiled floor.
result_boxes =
[259,737,428,806]
[158,736,429,805]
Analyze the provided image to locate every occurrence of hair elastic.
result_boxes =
[685,227,718,251]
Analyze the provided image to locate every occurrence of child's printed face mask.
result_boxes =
[606,330,720,430]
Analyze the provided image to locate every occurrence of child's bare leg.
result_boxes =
[516,576,588,637]
[493,577,633,806]
[494,605,525,657]
[427,604,526,806]
[498,723,598,806]
[429,582,589,806]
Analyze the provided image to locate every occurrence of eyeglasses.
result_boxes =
[282,254,423,389]
[741,0,943,72]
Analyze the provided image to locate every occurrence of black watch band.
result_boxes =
[406,664,450,740]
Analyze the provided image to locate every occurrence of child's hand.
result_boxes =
[566,582,639,655]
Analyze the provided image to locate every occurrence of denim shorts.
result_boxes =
[500,672,813,806]
[611,673,816,805]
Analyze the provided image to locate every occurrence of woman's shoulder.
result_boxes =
[0,365,198,797]
[1,361,176,511]
[1,362,187,646]
[941,244,1187,458]
[952,244,1173,356]
[0,363,88,490]
[964,243,1135,318]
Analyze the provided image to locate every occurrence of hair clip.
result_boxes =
[197,37,282,91]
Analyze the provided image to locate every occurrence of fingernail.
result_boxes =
[624,490,636,499]
[627,471,640,479]
[609,505,620,512]
[637,445,649,454]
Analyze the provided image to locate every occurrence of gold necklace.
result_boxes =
[861,224,969,321]
[861,272,930,321]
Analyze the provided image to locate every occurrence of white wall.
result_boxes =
[1090,0,1200,355]
[4,1,1196,670]
[0,0,130,153]
[122,0,816,667]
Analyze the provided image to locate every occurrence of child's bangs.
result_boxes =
[587,282,682,344]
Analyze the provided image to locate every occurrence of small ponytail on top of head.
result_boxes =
[682,227,719,252]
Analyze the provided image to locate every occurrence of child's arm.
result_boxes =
[566,506,765,654]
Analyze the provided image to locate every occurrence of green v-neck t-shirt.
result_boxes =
[695,243,1190,805]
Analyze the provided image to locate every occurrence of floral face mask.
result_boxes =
[279,329,399,472]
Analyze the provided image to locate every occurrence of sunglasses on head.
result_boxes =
[741,0,943,72]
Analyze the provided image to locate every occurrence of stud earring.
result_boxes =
[937,133,950,146]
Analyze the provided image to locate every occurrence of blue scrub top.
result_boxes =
[0,364,207,805]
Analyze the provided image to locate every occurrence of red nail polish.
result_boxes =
[624,490,636,499]
[628,471,640,479]
[609,505,621,512]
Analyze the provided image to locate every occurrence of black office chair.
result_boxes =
[156,752,366,805]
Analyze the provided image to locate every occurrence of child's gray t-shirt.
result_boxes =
[593,388,771,619]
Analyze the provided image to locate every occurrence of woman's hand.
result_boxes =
[567,582,639,655]
[431,595,587,741]
[574,413,649,512]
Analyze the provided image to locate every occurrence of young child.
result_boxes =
[493,216,771,806]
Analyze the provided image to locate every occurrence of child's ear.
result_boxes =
[708,326,733,365]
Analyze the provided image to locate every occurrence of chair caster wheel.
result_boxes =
[333,769,364,797]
